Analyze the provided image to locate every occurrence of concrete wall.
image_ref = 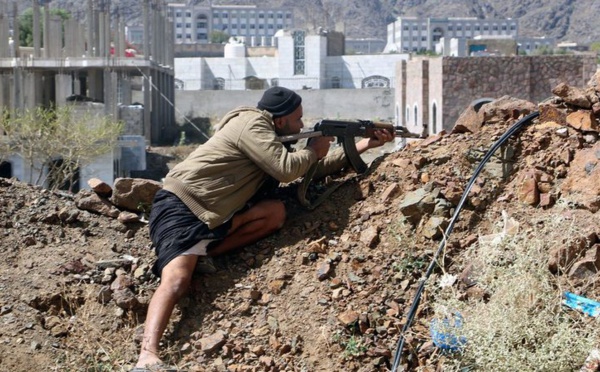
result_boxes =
[396,54,598,135]
[440,55,597,132]
[174,88,396,125]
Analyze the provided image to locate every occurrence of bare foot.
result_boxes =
[135,349,162,369]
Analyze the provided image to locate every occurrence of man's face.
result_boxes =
[274,105,304,136]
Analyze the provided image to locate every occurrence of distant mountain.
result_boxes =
[23,0,600,44]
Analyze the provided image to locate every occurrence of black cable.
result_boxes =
[390,111,540,371]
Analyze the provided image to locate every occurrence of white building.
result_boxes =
[385,17,519,53]
[167,3,293,46]
[175,30,409,91]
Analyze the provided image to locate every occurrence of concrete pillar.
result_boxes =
[120,73,132,105]
[151,1,158,61]
[99,12,106,57]
[33,0,41,57]
[12,3,19,58]
[143,0,150,60]
[150,69,160,144]
[87,0,94,56]
[88,70,103,101]
[143,68,151,141]
[0,15,9,58]
[65,19,85,57]
[48,15,62,58]
[116,16,125,58]
[55,73,72,107]
[72,72,82,95]
[21,71,40,109]
[0,74,11,112]
[43,4,50,58]
[103,70,118,119]
[104,1,111,58]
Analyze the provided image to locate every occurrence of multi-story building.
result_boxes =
[385,17,519,53]
[167,3,293,46]
[175,30,409,91]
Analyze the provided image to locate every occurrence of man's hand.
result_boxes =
[356,129,395,154]
[307,136,334,159]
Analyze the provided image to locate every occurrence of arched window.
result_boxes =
[432,102,437,134]
[196,14,208,28]
[405,107,410,126]
[331,76,340,89]
[362,75,390,88]
[213,77,225,90]
[414,105,418,127]
[244,76,266,90]
[0,161,12,179]
[432,27,444,42]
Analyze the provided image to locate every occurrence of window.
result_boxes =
[185,12,191,17]
[293,30,305,75]
[362,75,390,88]
[176,11,181,17]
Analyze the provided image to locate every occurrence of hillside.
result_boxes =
[1,74,600,370]
[26,0,600,44]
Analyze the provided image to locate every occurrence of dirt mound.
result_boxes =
[1,77,600,371]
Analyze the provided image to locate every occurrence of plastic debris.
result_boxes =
[438,273,457,288]
[478,210,519,246]
[430,311,467,351]
[563,292,600,317]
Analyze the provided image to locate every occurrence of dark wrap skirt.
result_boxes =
[148,189,231,277]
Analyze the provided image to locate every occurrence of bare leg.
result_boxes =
[135,199,285,367]
[135,255,198,368]
[208,199,286,257]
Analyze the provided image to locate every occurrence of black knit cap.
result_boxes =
[257,87,302,118]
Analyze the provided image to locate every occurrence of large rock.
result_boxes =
[75,190,120,218]
[110,178,162,212]
[560,142,600,212]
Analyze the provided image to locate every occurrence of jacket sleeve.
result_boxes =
[312,146,350,180]
[236,118,318,183]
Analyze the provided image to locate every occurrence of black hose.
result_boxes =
[390,111,540,371]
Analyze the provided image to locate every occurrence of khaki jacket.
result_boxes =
[163,107,347,229]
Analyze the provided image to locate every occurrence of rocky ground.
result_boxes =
[1,76,600,372]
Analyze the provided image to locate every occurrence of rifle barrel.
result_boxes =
[277,131,324,143]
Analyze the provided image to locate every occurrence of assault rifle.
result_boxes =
[278,119,422,174]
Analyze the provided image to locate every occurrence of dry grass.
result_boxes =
[432,210,600,371]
